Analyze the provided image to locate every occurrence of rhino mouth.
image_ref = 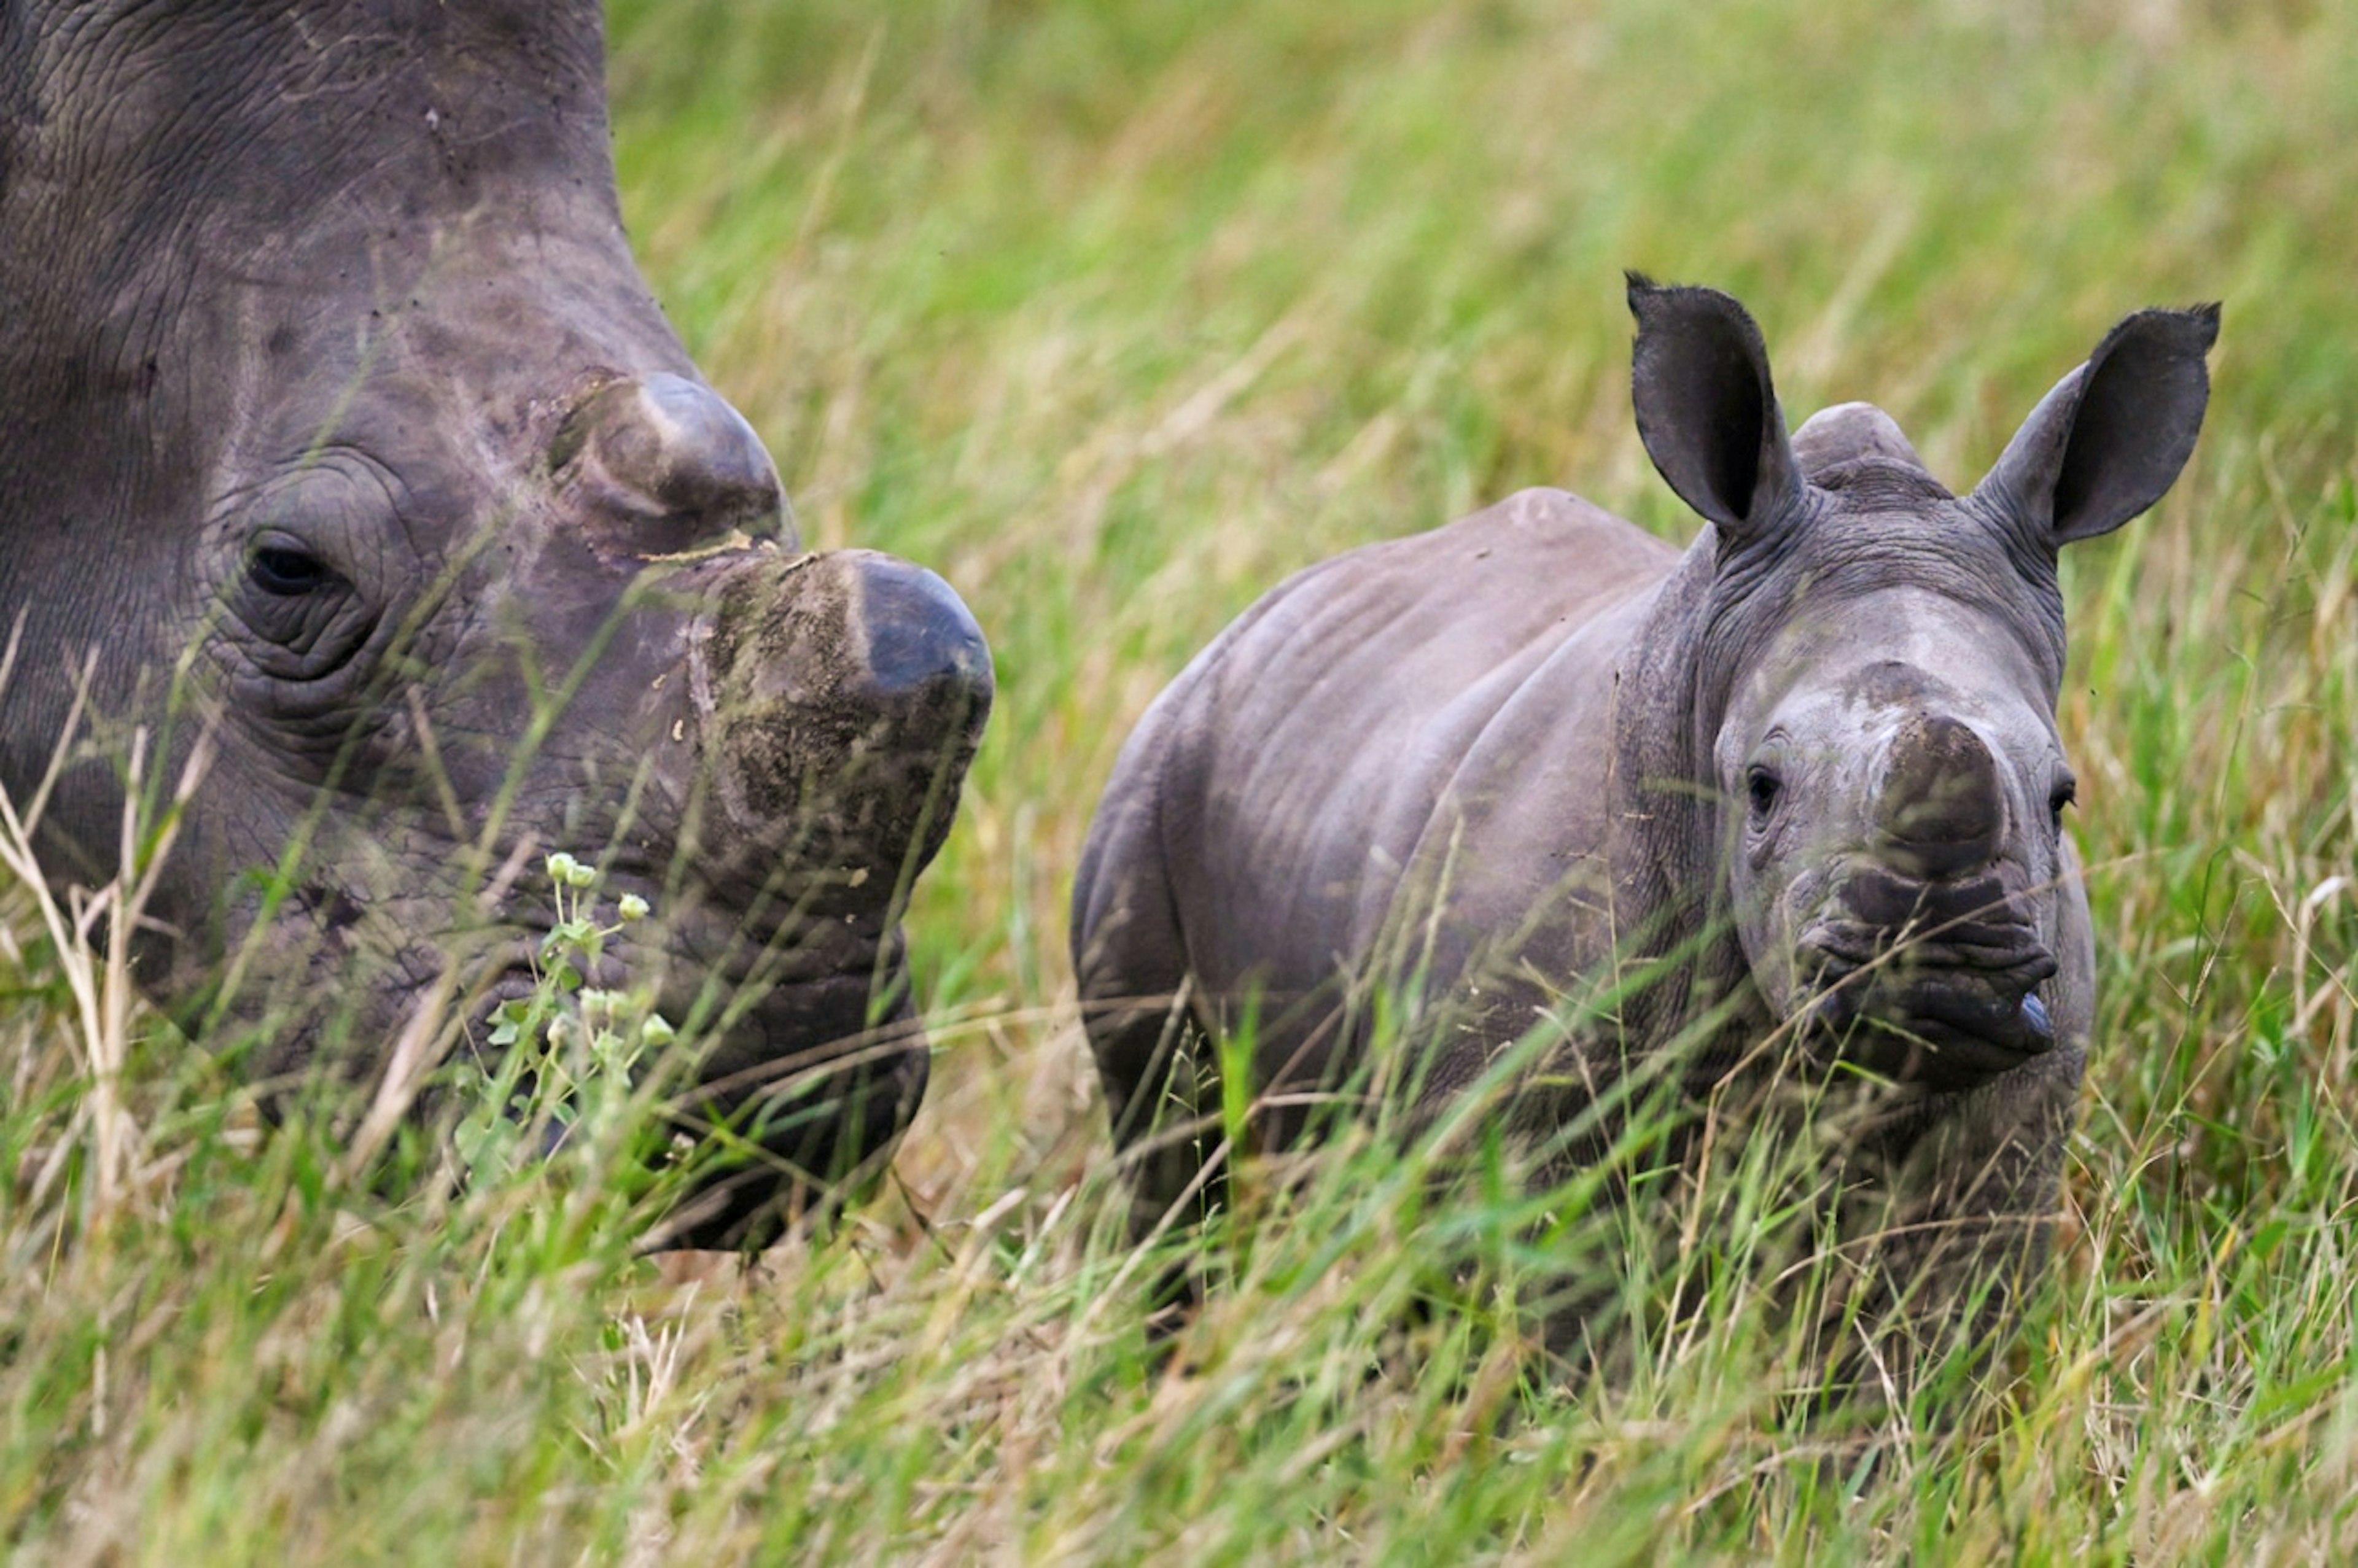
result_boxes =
[643,974,928,1251]
[1795,917,2059,1090]
[457,895,927,1249]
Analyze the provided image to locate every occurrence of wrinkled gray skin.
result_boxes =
[0,2,992,1246]
[1075,279,2214,1373]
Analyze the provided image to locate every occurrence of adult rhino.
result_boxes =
[0,2,991,1246]
[1074,278,2214,1375]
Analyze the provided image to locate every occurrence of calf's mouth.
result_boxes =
[1791,866,2060,1091]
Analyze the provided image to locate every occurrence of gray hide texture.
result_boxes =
[0,1,992,1247]
[1073,276,2215,1380]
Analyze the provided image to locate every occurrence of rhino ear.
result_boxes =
[1627,274,1802,546]
[1975,304,2219,546]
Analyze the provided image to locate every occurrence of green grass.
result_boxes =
[6,0,2358,1559]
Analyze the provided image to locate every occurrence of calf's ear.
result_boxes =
[1974,304,2219,546]
[1627,274,1802,548]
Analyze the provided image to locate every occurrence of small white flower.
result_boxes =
[618,893,650,923]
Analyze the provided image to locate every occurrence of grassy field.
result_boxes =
[6,0,2357,1559]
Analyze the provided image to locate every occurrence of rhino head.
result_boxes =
[1626,281,2214,1090]
[0,3,989,1243]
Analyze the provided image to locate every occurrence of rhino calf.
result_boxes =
[0,2,990,1246]
[1073,278,2214,1378]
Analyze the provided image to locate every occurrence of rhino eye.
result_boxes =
[247,546,335,597]
[1746,765,1782,820]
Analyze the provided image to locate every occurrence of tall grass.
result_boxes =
[2,0,2354,1559]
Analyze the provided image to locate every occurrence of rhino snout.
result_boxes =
[679,549,993,884]
[1871,713,2005,880]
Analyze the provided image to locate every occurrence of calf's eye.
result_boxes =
[1746,766,1781,820]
